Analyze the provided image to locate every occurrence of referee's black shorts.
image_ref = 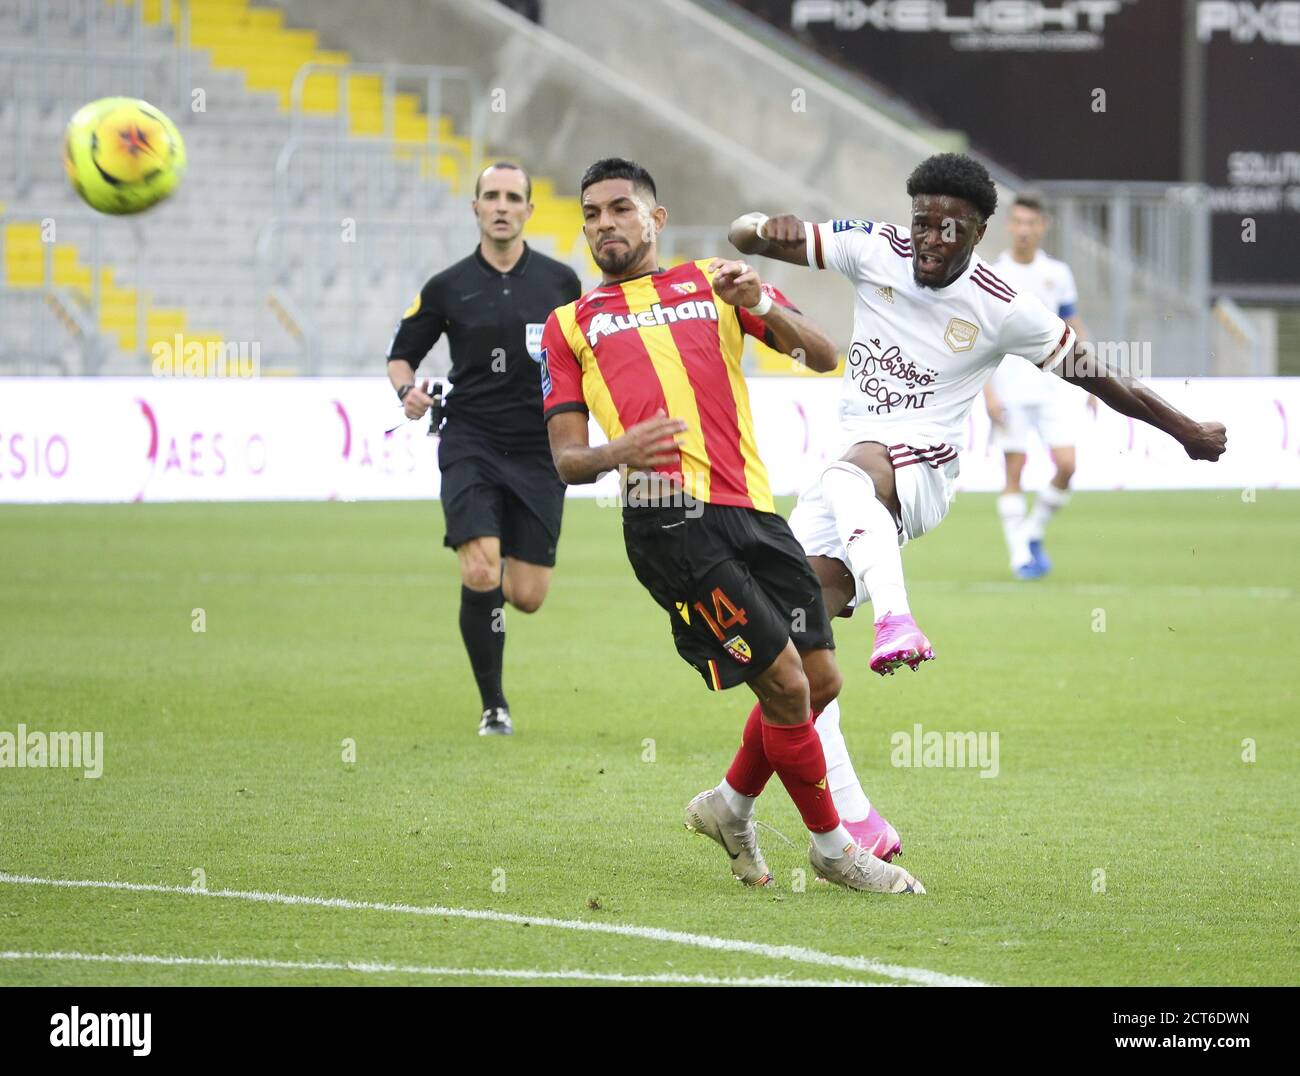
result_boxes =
[622,502,834,691]
[438,439,565,568]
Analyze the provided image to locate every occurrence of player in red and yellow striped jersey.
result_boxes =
[542,158,925,896]
[542,254,777,513]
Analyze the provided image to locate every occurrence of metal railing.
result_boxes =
[0,207,161,373]
[1212,297,1276,376]
[0,288,100,374]
[254,212,478,373]
[1038,182,1214,376]
[1,0,192,109]
[272,136,460,219]
[0,49,177,198]
[250,61,491,370]
[287,60,484,192]
[0,210,105,373]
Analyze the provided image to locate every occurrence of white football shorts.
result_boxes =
[789,439,959,610]
[992,395,1079,453]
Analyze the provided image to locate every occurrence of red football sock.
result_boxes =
[762,715,841,833]
[723,702,774,798]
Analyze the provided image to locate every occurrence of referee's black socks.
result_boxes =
[459,584,507,712]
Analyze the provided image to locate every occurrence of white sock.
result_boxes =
[997,492,1031,568]
[1024,484,1071,542]
[717,778,756,821]
[820,461,910,619]
[814,699,870,823]
[810,823,855,858]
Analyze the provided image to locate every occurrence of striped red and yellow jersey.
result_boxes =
[540,259,796,514]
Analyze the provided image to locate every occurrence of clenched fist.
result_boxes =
[727,212,804,255]
[1181,421,1227,462]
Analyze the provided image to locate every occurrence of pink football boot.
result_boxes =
[870,612,935,675]
[844,805,902,862]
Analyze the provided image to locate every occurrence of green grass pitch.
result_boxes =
[1,491,1296,986]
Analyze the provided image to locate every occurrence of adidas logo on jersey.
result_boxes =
[586,300,719,347]
[875,285,894,304]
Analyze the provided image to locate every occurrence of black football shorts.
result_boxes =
[438,440,565,567]
[622,502,834,691]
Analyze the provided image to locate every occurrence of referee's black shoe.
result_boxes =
[478,707,513,736]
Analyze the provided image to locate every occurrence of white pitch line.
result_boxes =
[0,873,986,987]
[0,951,869,987]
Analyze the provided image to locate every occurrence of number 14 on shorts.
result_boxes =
[691,587,751,664]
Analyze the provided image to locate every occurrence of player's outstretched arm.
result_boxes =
[1060,345,1227,461]
[708,258,837,372]
[548,409,688,485]
[728,212,809,266]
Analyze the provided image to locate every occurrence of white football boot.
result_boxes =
[683,788,772,887]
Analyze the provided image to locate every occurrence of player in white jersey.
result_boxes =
[983,193,1090,578]
[729,153,1227,860]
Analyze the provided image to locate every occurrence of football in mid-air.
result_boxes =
[63,96,186,215]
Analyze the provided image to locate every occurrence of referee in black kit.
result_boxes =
[387,162,582,736]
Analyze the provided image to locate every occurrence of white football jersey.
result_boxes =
[988,249,1080,404]
[806,219,1075,454]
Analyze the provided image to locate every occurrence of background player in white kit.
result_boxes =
[729,153,1227,862]
[982,193,1090,578]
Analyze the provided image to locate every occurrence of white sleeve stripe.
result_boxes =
[1039,325,1076,374]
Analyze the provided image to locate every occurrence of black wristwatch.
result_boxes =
[397,383,416,402]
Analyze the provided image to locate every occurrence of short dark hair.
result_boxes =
[475,161,531,202]
[1012,191,1045,214]
[906,153,998,222]
[579,157,657,202]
